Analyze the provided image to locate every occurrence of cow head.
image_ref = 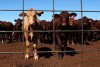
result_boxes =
[60,11,69,26]
[14,18,23,30]
[69,13,77,26]
[19,8,44,25]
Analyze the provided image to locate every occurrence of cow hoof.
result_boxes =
[34,55,38,61]
[58,56,62,59]
[25,54,29,59]
[72,43,74,45]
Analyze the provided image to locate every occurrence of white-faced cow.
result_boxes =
[19,8,44,61]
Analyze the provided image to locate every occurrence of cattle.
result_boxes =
[45,21,53,44]
[68,13,77,45]
[19,8,44,61]
[0,21,14,43]
[40,20,47,43]
[40,20,52,44]
[74,19,82,44]
[90,20,100,41]
[82,17,94,44]
[3,21,13,43]
[13,18,23,42]
[0,21,5,43]
[51,11,69,59]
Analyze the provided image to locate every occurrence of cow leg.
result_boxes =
[6,32,12,43]
[29,32,33,41]
[32,33,39,61]
[25,44,30,59]
[1,33,4,43]
[56,34,61,45]
[25,41,30,59]
[57,44,62,59]
[33,44,38,61]
[24,32,30,59]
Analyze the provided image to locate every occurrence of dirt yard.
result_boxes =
[0,40,100,67]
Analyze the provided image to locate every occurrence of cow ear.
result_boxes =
[19,12,26,17]
[14,19,17,22]
[21,19,24,22]
[36,11,44,16]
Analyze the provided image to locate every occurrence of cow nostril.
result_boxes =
[29,22,35,25]
[29,22,33,25]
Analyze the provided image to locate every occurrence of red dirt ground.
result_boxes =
[0,40,100,67]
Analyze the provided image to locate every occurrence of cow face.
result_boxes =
[19,8,44,25]
[14,19,23,30]
[60,11,69,26]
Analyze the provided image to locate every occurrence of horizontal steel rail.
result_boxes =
[0,10,100,12]
[0,49,100,54]
[0,30,100,32]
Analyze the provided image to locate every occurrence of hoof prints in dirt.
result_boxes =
[15,62,33,67]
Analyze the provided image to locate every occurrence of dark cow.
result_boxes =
[68,13,77,45]
[51,11,69,59]
[40,20,53,44]
[0,21,5,43]
[80,16,99,44]
[89,19,100,41]
[45,21,53,44]
[73,19,83,44]
[40,20,47,43]
[94,20,100,40]
[14,18,23,42]
[3,21,13,43]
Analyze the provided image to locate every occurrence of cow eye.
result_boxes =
[33,15,36,18]
[27,15,29,17]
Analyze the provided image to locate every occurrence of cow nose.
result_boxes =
[29,22,35,25]
[29,22,33,25]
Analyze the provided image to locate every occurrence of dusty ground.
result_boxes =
[0,40,100,67]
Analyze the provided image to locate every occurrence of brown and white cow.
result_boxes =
[19,8,44,61]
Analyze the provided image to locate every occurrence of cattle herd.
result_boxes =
[0,8,100,60]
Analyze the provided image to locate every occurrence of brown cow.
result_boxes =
[0,21,5,43]
[13,18,23,42]
[19,8,44,61]
[40,20,47,43]
[68,13,77,45]
[94,20,100,40]
[40,20,53,44]
[3,21,13,43]
[51,11,69,59]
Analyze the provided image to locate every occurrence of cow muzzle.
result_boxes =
[29,22,35,25]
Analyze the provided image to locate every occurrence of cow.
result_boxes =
[67,13,77,45]
[88,19,100,41]
[40,20,47,43]
[19,8,44,61]
[93,20,100,40]
[40,20,52,44]
[45,21,53,44]
[3,21,13,43]
[51,11,69,59]
[14,18,23,42]
[74,19,82,44]
[0,21,5,43]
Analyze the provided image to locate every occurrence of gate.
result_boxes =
[0,0,100,67]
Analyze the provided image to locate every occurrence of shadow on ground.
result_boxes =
[66,47,80,56]
[37,47,53,58]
